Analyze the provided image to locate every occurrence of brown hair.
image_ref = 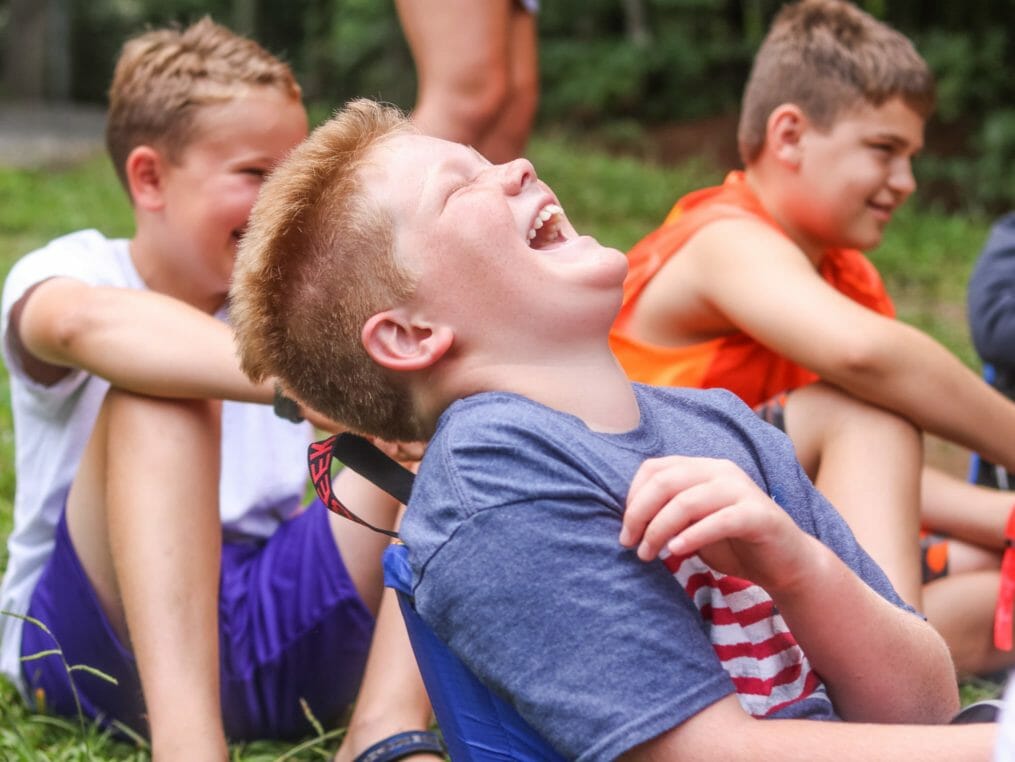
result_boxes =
[737,0,935,164]
[230,99,422,441]
[105,16,301,193]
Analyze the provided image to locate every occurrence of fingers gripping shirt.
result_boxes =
[401,384,910,762]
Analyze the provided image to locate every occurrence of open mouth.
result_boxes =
[527,203,568,250]
[867,200,895,220]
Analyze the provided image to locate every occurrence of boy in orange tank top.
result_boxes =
[610,0,1015,676]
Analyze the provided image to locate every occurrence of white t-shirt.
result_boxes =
[0,229,313,697]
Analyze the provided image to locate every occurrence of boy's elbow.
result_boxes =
[827,319,930,384]
[826,334,887,380]
[49,295,100,356]
[892,625,960,725]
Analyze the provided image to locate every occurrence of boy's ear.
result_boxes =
[767,104,807,168]
[125,145,168,211]
[361,309,454,373]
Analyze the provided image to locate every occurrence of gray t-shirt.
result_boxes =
[402,384,908,762]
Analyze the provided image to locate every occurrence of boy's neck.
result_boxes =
[424,344,641,434]
[743,167,827,267]
[130,232,226,315]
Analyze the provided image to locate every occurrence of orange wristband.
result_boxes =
[992,504,1015,651]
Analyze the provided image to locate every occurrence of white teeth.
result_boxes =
[527,203,565,247]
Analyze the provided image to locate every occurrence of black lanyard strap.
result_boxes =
[308,432,415,538]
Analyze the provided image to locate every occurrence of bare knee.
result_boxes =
[495,79,538,153]
[104,389,220,442]
[418,68,510,145]
[787,382,919,448]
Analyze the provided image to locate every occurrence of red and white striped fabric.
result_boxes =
[663,551,832,717]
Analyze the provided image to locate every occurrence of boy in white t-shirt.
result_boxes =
[0,19,438,762]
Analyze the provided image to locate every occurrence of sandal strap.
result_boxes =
[353,730,445,762]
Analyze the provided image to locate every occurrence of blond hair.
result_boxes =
[231,99,422,441]
[105,16,301,192]
[738,0,935,165]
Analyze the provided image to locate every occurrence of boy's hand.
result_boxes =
[620,456,811,593]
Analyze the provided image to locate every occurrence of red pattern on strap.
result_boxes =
[307,435,399,538]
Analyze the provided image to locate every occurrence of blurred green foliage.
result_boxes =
[4,1,1013,208]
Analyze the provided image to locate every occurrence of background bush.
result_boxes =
[1,0,1012,210]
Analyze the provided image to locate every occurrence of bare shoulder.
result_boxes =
[630,216,818,346]
[681,216,815,275]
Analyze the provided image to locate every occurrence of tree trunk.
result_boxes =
[4,0,47,99]
[3,0,72,101]
[47,0,71,100]
[621,0,651,48]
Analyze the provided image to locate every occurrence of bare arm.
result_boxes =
[669,220,1015,469]
[621,456,959,724]
[11,276,275,402]
[623,694,995,762]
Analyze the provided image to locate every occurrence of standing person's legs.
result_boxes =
[480,5,539,163]
[65,389,227,759]
[395,0,538,163]
[778,382,925,608]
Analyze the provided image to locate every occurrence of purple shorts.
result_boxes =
[21,500,374,741]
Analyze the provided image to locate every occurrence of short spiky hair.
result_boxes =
[738,0,935,165]
[105,16,301,194]
[230,99,423,441]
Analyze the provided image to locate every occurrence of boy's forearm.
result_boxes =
[821,317,1015,470]
[768,537,958,724]
[627,697,995,762]
[695,229,1015,466]
[21,279,275,403]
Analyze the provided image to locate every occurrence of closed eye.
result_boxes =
[440,179,472,211]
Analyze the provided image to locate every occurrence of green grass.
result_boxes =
[0,137,999,756]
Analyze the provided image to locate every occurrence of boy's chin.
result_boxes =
[854,228,886,251]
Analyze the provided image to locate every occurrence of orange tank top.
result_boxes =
[609,171,895,408]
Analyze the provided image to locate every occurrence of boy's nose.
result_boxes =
[495,158,536,194]
[889,158,916,197]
